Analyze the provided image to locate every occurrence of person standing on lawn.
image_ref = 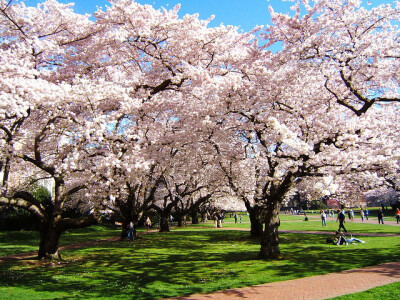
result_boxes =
[377,209,384,224]
[395,208,400,224]
[360,208,365,222]
[336,209,347,232]
[128,222,135,241]
[321,210,327,226]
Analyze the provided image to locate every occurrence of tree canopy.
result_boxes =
[1,0,399,259]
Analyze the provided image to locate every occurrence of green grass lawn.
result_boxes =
[1,225,400,299]
[0,225,121,257]
[280,218,400,234]
[198,216,400,235]
[1,214,398,258]
[331,281,400,299]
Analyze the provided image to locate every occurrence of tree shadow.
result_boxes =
[0,230,399,299]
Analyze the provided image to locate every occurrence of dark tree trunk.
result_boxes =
[200,212,208,222]
[177,218,183,227]
[176,215,187,227]
[249,206,264,238]
[259,201,281,259]
[191,210,199,224]
[159,214,170,232]
[38,213,97,259]
[121,218,139,239]
[121,219,129,239]
[38,219,62,259]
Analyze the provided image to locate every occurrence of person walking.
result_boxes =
[377,209,384,224]
[145,216,152,232]
[321,210,327,226]
[395,208,400,224]
[365,209,369,220]
[217,213,222,228]
[234,214,238,223]
[336,209,347,232]
[360,208,365,222]
[128,221,135,241]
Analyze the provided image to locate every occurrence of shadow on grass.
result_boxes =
[0,230,399,300]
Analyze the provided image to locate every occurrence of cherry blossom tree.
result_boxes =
[0,0,114,258]
[2,0,400,263]
[264,0,400,116]
[211,0,400,259]
[149,137,221,231]
[212,0,400,256]
[84,0,251,233]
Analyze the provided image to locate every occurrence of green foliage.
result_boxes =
[309,200,327,210]
[32,186,52,206]
[32,185,53,215]
[0,185,53,231]
[0,207,38,231]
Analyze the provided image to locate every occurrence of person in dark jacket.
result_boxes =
[336,209,347,232]
[377,209,384,224]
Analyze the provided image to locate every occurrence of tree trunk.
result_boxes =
[121,219,129,239]
[249,206,264,238]
[121,218,139,239]
[176,216,187,227]
[177,219,183,227]
[200,212,208,222]
[191,210,199,224]
[159,214,170,232]
[176,215,185,227]
[38,219,62,259]
[259,201,281,259]
[38,213,98,259]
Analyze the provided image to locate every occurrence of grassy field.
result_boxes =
[198,215,400,235]
[0,225,121,257]
[331,281,400,299]
[0,219,399,299]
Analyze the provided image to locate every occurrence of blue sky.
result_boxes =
[23,0,391,33]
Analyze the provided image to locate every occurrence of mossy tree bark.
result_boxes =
[259,199,281,259]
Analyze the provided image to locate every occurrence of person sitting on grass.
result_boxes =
[346,233,366,244]
[330,231,365,246]
[334,230,348,245]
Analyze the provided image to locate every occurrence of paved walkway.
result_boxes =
[171,261,400,300]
